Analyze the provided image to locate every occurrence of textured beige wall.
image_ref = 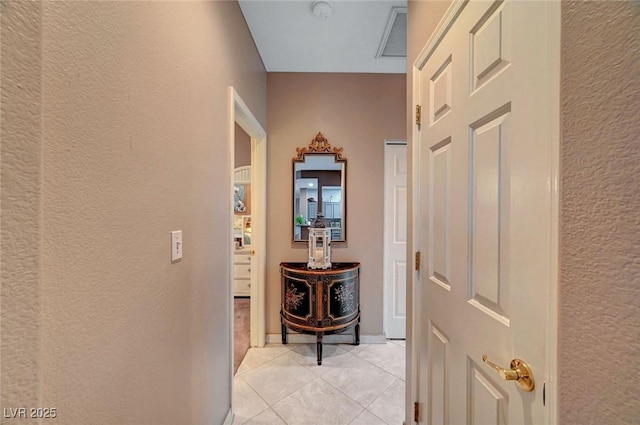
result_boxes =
[1,1,266,424]
[559,2,640,423]
[235,123,252,168]
[1,1,43,414]
[266,73,406,336]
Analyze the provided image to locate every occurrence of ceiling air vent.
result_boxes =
[377,7,407,58]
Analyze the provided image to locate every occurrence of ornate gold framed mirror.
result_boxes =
[292,132,346,243]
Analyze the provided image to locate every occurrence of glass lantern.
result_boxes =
[308,213,331,269]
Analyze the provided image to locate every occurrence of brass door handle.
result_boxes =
[482,355,535,392]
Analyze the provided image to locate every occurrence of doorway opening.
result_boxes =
[233,123,252,373]
[228,87,267,410]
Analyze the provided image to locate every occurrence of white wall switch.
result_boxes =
[171,230,183,261]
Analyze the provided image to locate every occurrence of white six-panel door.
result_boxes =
[414,1,559,423]
[384,142,408,339]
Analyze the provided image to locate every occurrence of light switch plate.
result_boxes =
[171,230,183,261]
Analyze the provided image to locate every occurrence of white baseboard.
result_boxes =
[266,333,387,345]
[222,409,233,425]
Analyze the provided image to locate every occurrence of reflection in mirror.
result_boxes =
[293,133,346,243]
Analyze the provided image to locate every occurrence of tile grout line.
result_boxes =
[331,345,406,425]
[351,349,407,382]
[235,347,288,377]
[234,343,406,425]
[234,350,296,423]
[232,375,269,425]
[316,363,396,410]
[350,343,407,381]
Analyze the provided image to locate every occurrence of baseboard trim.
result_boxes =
[222,409,233,425]
[266,333,387,345]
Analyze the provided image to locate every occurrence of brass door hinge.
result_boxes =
[414,401,420,423]
[415,251,421,271]
[416,104,422,126]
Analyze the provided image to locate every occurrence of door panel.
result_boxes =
[428,321,449,425]
[384,143,408,339]
[468,359,508,425]
[470,1,511,92]
[415,1,559,424]
[429,139,451,289]
[468,106,511,324]
[393,260,407,319]
[430,56,453,125]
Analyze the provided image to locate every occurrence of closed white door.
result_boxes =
[384,142,408,339]
[414,1,559,423]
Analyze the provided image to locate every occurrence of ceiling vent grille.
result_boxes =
[377,7,407,58]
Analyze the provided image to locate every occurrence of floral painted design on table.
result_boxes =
[334,281,356,312]
[285,284,305,310]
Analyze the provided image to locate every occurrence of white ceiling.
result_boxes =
[238,0,407,74]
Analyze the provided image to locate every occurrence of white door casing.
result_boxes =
[230,88,267,349]
[411,1,559,424]
[229,87,267,419]
[384,142,408,339]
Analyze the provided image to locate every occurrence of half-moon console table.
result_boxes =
[280,262,360,365]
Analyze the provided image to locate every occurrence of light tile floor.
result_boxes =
[233,340,406,425]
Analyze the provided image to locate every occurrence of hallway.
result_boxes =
[233,341,405,425]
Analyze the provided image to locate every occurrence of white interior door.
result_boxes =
[413,1,559,423]
[384,142,408,339]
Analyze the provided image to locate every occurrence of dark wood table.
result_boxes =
[280,262,360,365]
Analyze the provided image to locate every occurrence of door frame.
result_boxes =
[407,1,559,423]
[383,140,407,339]
[228,87,267,416]
[229,87,267,349]
[229,88,267,350]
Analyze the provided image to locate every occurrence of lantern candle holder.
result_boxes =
[308,213,331,269]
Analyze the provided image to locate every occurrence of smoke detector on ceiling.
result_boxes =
[312,1,333,19]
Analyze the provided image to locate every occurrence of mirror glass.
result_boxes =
[292,135,346,243]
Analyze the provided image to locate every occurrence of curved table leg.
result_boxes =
[281,323,288,345]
